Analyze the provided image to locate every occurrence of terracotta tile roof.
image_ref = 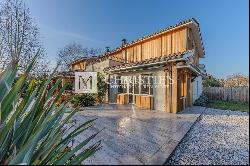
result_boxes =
[71,56,98,65]
[70,18,204,66]
[55,71,75,77]
[103,50,191,72]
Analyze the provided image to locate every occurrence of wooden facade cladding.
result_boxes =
[116,93,154,110]
[111,27,188,63]
[117,94,129,104]
[71,61,87,71]
[135,95,154,110]
[164,64,194,113]
[176,68,193,112]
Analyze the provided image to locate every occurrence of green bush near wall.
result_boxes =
[70,72,107,107]
[96,72,108,103]
[193,95,209,107]
[71,93,97,107]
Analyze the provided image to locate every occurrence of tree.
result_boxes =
[31,52,51,77]
[0,0,50,75]
[202,76,222,87]
[224,73,249,87]
[57,43,101,71]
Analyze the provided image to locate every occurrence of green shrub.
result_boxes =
[71,93,96,107]
[97,72,108,103]
[65,80,74,91]
[193,95,209,107]
[0,53,101,165]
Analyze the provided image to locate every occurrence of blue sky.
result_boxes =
[25,0,249,78]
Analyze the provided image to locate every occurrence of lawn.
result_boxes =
[208,100,249,112]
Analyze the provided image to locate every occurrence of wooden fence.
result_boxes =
[203,87,249,102]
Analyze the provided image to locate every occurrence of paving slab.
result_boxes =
[69,105,205,165]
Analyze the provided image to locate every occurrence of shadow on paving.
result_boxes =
[67,105,206,165]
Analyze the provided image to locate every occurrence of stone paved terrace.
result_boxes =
[68,104,206,165]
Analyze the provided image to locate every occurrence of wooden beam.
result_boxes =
[165,65,171,113]
[171,64,178,113]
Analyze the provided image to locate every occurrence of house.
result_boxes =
[56,18,206,113]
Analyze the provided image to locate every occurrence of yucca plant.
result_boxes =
[0,52,101,165]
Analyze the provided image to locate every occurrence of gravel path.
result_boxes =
[166,108,249,165]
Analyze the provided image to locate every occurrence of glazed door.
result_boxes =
[177,72,187,112]
[128,81,134,103]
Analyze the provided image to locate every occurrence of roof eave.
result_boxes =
[189,19,205,58]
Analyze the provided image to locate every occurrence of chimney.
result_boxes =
[105,46,110,53]
[121,38,127,46]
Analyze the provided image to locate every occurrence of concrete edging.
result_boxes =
[164,107,207,164]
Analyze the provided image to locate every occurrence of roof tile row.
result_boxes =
[103,51,189,72]
[72,18,204,65]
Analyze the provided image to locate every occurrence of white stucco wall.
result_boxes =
[85,59,122,73]
[192,76,203,103]
[85,59,109,73]
[153,70,166,111]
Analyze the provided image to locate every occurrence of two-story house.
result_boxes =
[55,18,206,113]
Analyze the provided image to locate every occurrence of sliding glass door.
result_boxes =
[119,74,153,104]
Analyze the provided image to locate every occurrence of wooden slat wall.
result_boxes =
[203,87,249,102]
[133,44,141,62]
[165,65,171,113]
[72,61,86,71]
[172,65,178,113]
[187,75,193,107]
[117,94,129,104]
[135,95,141,107]
[175,69,193,112]
[135,95,154,109]
[112,51,123,60]
[110,27,188,63]
[162,33,172,55]
[127,47,134,63]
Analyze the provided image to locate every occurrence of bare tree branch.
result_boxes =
[57,42,101,71]
[0,0,50,76]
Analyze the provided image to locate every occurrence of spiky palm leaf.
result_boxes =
[0,52,101,165]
